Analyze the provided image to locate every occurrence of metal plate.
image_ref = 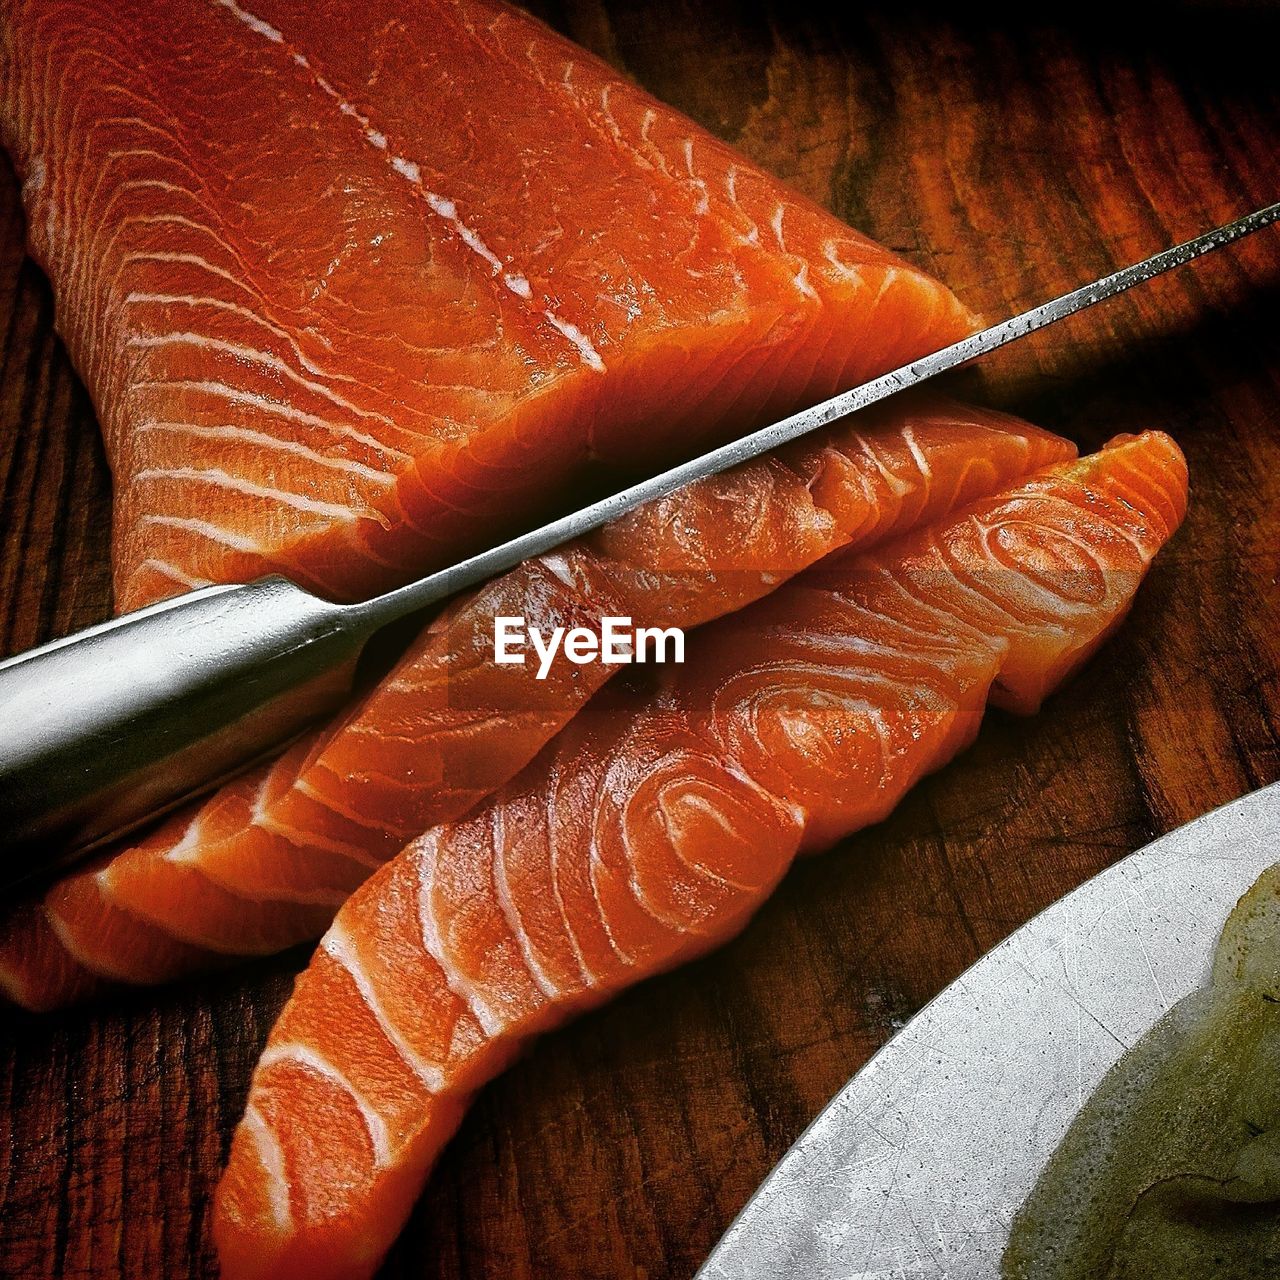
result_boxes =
[697,783,1280,1280]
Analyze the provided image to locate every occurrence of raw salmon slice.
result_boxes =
[0,397,1074,1011]
[0,0,974,612]
[213,432,1188,1280]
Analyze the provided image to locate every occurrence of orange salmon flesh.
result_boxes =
[213,433,1187,1280]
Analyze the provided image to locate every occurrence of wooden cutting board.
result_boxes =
[1,3,1278,1277]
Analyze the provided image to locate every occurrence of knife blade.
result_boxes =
[0,203,1276,886]
[694,782,1280,1280]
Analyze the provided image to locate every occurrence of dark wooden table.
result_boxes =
[2,3,1278,1277]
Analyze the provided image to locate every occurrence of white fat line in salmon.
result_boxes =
[494,616,685,680]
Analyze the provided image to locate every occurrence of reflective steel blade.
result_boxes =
[695,782,1280,1280]
[379,199,1280,606]
[0,202,1275,881]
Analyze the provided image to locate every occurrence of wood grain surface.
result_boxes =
[2,2,1278,1277]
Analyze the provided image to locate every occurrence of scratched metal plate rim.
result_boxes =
[696,782,1280,1280]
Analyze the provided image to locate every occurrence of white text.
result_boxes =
[494,616,685,679]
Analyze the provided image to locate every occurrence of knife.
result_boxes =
[0,203,1276,887]
[694,782,1280,1280]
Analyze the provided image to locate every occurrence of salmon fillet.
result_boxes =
[213,432,1189,1280]
[0,397,1074,1011]
[0,0,974,612]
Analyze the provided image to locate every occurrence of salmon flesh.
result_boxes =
[213,433,1188,1280]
